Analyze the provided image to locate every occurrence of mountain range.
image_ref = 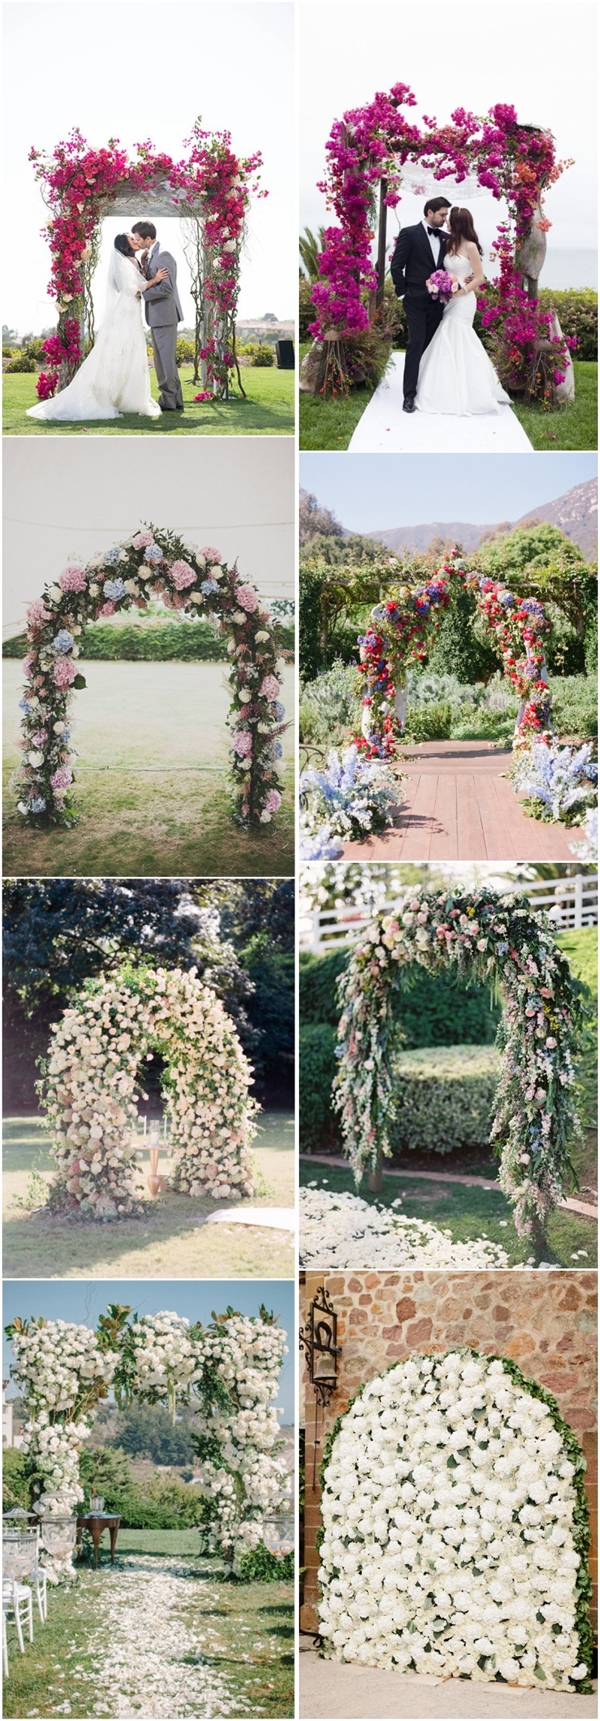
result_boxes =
[364,478,597,562]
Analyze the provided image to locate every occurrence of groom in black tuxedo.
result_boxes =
[390,196,451,411]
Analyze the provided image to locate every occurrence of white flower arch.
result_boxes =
[40,966,258,1218]
[318,1349,592,1691]
[6,1305,289,1579]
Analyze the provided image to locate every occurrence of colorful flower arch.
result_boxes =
[310,91,573,391]
[30,122,266,399]
[16,526,286,830]
[318,1348,592,1690]
[5,1304,289,1578]
[354,555,551,758]
[40,966,258,1219]
[333,884,581,1240]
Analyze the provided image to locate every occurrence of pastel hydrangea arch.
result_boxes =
[16,525,286,830]
[6,1304,289,1578]
[333,884,581,1240]
[318,1348,592,1689]
[40,966,258,1219]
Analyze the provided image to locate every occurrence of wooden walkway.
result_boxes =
[342,741,575,862]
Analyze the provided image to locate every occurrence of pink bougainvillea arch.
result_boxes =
[16,526,286,831]
[354,555,552,759]
[30,120,266,401]
[310,89,574,391]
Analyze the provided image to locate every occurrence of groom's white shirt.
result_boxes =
[147,239,160,272]
[422,218,442,264]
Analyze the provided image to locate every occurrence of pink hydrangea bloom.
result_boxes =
[59,565,87,593]
[26,600,52,626]
[170,560,197,591]
[265,790,282,813]
[201,547,222,562]
[235,585,259,613]
[232,731,253,757]
[99,601,116,617]
[52,657,77,689]
[50,767,73,791]
[31,731,48,747]
[23,655,35,680]
[132,532,155,549]
[259,675,281,700]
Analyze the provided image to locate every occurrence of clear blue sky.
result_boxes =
[3,1280,295,1423]
[300,453,597,533]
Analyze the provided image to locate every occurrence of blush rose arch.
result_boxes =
[317,1348,593,1690]
[5,1303,289,1580]
[39,965,258,1220]
[333,884,582,1257]
[30,122,266,401]
[16,525,286,831]
[309,89,574,394]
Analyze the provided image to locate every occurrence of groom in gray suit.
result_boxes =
[130,221,184,412]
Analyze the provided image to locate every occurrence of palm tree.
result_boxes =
[299,226,326,281]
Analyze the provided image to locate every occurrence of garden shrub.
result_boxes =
[299,276,313,339]
[549,674,598,741]
[5,353,37,372]
[403,700,453,742]
[300,950,500,1041]
[300,1022,339,1152]
[176,337,195,366]
[3,621,230,663]
[300,660,363,745]
[2,1446,31,1511]
[237,1540,294,1582]
[252,344,275,366]
[390,1044,501,1154]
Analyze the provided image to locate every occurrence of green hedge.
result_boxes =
[391,1044,501,1154]
[387,286,598,363]
[300,1029,501,1155]
[299,950,501,1042]
[4,620,295,663]
[549,674,598,741]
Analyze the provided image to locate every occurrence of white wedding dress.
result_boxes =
[27,252,160,421]
[416,252,510,416]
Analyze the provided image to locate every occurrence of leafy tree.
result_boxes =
[299,227,326,281]
[299,487,344,545]
[105,1404,196,1466]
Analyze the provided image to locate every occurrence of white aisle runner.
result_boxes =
[348,352,534,453]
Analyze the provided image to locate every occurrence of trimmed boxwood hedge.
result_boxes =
[299,949,501,1042]
[300,1028,501,1155]
[3,620,295,664]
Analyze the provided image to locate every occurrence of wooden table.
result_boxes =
[76,1514,121,1568]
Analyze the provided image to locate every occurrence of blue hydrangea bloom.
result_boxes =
[144,544,163,563]
[499,590,514,607]
[103,578,126,601]
[274,701,285,720]
[52,630,74,654]
[104,547,121,565]
[201,579,219,595]
[29,797,46,814]
[19,698,32,713]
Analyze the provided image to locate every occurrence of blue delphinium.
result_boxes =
[516,741,598,825]
[300,745,403,841]
[103,578,126,601]
[29,797,46,814]
[52,630,74,654]
[299,821,344,861]
[569,807,598,862]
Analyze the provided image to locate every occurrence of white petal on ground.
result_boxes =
[300,1187,510,1270]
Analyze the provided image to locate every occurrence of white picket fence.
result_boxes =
[300,873,599,952]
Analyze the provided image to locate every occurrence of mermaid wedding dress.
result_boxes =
[416,252,510,416]
[27,251,161,421]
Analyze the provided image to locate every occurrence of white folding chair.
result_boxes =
[2,1577,34,1653]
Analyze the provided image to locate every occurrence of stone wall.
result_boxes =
[300,1270,597,1637]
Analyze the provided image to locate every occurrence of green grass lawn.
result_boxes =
[3,1533,293,1719]
[299,344,597,451]
[299,1158,597,1268]
[3,364,295,436]
[3,660,294,878]
[3,1110,295,1279]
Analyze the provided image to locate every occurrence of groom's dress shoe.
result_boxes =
[403,396,416,413]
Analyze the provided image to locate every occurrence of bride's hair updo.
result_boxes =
[447,208,483,257]
[114,234,136,260]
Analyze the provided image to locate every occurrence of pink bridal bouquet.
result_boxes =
[426,269,458,303]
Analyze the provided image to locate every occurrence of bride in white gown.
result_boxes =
[416,206,510,417]
[27,235,169,421]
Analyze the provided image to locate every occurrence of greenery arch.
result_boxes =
[30,123,265,400]
[40,966,258,1219]
[5,1303,288,1577]
[318,1348,592,1690]
[333,883,581,1249]
[16,525,287,830]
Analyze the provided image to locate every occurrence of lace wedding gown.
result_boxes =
[27,252,161,421]
[416,252,510,416]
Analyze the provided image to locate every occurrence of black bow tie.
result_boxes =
[427,226,441,238]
